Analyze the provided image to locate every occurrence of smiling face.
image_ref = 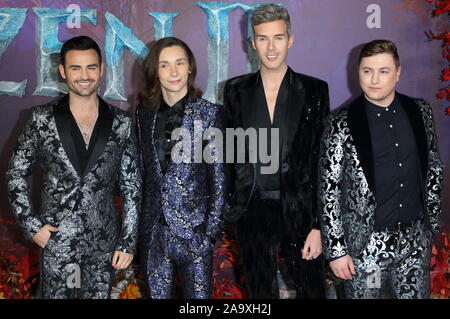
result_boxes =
[252,19,294,72]
[58,49,102,97]
[359,52,401,107]
[157,45,190,101]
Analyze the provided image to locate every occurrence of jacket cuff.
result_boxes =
[116,240,136,255]
[327,253,348,262]
[206,218,224,240]
[324,242,348,261]
[311,216,321,230]
[24,216,43,241]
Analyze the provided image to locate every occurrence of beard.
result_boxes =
[67,80,100,97]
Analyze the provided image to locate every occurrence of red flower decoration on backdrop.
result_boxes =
[430,233,450,298]
[425,0,450,102]
[426,0,450,17]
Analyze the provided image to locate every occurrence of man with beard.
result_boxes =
[6,36,142,299]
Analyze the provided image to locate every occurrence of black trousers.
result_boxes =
[234,196,326,299]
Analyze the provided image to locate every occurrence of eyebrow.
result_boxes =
[159,58,187,63]
[255,34,286,38]
[68,64,99,68]
[362,66,391,70]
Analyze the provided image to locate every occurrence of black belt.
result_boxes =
[254,190,281,200]
[375,217,423,233]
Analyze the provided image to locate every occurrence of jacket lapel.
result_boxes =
[398,93,428,181]
[53,95,82,176]
[347,95,376,194]
[281,68,305,162]
[150,108,163,178]
[82,97,113,177]
[238,73,259,132]
[236,74,259,166]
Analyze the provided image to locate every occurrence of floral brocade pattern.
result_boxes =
[136,97,225,299]
[6,96,142,298]
[319,97,444,260]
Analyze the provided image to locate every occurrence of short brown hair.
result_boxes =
[358,39,400,68]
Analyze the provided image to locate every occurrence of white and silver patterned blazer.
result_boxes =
[319,93,444,260]
[6,94,142,255]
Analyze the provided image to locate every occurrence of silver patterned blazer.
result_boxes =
[6,95,142,255]
[319,93,444,260]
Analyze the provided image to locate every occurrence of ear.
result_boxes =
[100,62,104,77]
[58,64,66,80]
[251,38,256,51]
[396,65,401,82]
[288,34,295,49]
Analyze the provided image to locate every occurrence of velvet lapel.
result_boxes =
[398,93,428,181]
[53,95,82,176]
[281,68,305,163]
[347,95,376,194]
[238,72,259,132]
[82,97,113,177]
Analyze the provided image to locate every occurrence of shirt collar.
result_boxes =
[160,93,188,114]
[364,93,399,113]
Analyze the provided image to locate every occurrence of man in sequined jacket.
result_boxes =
[223,4,330,299]
[319,40,444,299]
[6,36,142,299]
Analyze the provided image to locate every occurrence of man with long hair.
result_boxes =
[136,37,225,299]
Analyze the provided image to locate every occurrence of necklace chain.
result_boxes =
[71,102,99,150]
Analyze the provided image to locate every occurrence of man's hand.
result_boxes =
[329,255,356,280]
[112,251,134,270]
[301,229,322,260]
[32,224,59,248]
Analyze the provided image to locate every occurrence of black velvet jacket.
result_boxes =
[223,67,330,243]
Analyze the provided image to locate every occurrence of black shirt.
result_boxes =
[365,94,423,229]
[68,102,103,174]
[155,94,187,172]
[253,72,289,191]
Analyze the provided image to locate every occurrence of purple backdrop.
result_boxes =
[0,0,448,264]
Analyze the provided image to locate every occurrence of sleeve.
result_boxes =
[318,113,349,261]
[221,80,254,223]
[421,99,444,234]
[6,107,44,241]
[310,80,331,230]
[115,116,143,255]
[205,105,226,240]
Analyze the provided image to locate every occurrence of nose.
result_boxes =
[170,65,178,77]
[81,67,89,79]
[371,71,380,84]
[268,39,275,51]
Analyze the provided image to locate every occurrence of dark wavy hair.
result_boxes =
[140,37,202,110]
